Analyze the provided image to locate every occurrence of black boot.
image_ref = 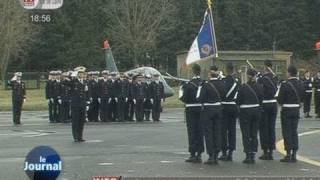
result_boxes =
[291,150,297,163]
[243,152,255,164]
[226,150,233,161]
[194,153,202,163]
[251,153,256,164]
[185,153,197,163]
[268,150,274,160]
[218,151,228,161]
[280,150,292,162]
[259,149,269,160]
[204,153,218,165]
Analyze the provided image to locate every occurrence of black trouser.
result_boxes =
[303,92,312,113]
[281,107,299,151]
[135,99,144,122]
[53,98,60,122]
[48,100,54,122]
[117,98,127,122]
[12,98,23,124]
[185,106,204,155]
[100,98,110,122]
[239,107,261,153]
[201,106,222,156]
[88,99,99,122]
[152,99,162,121]
[109,99,118,121]
[221,104,238,152]
[260,103,277,151]
[60,100,70,122]
[71,106,86,141]
[144,99,152,121]
[315,92,320,115]
[125,99,134,121]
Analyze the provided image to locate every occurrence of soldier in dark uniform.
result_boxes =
[99,70,111,122]
[45,71,54,123]
[144,74,153,121]
[60,72,72,123]
[301,71,313,118]
[197,65,226,165]
[70,67,89,142]
[52,71,62,123]
[88,71,100,122]
[277,65,305,163]
[313,71,320,118]
[179,64,203,163]
[109,72,119,122]
[151,74,165,122]
[257,60,278,160]
[219,63,238,161]
[8,72,26,125]
[125,73,135,122]
[132,74,147,122]
[236,68,263,164]
[117,74,130,122]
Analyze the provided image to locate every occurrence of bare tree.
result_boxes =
[105,0,176,67]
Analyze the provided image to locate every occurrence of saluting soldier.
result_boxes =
[197,65,226,165]
[301,70,313,118]
[125,73,135,122]
[70,67,89,142]
[257,60,278,160]
[236,68,263,164]
[52,71,62,123]
[60,72,72,123]
[313,71,320,118]
[151,74,165,122]
[144,74,153,121]
[132,74,147,122]
[117,73,130,122]
[179,64,204,163]
[45,71,55,123]
[277,65,305,163]
[8,72,26,125]
[109,72,119,122]
[219,63,239,161]
[88,71,100,122]
[98,70,111,122]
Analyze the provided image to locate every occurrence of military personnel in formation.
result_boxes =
[46,71,55,123]
[52,71,62,123]
[144,74,153,121]
[98,70,111,122]
[109,72,119,122]
[257,60,278,160]
[125,73,135,122]
[151,74,165,122]
[236,68,263,164]
[70,66,89,142]
[60,72,72,123]
[219,63,238,161]
[88,71,100,122]
[8,72,26,125]
[313,71,320,118]
[132,74,147,122]
[301,70,313,118]
[277,65,305,163]
[117,73,130,122]
[180,64,204,163]
[197,65,226,165]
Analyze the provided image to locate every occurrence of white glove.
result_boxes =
[86,101,91,105]
[98,98,101,104]
[115,98,118,103]
[23,98,26,103]
[86,106,89,111]
[50,98,54,103]
[90,98,93,102]
[150,99,154,104]
[143,98,146,102]
[58,99,62,104]
[125,98,128,102]
[133,99,136,104]
[108,98,112,103]
[161,99,164,103]
[85,85,88,92]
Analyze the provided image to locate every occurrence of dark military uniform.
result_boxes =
[277,77,305,155]
[144,82,153,121]
[117,79,130,122]
[99,79,111,122]
[236,80,263,162]
[125,79,135,121]
[257,72,278,156]
[132,82,147,122]
[197,78,226,163]
[301,77,313,116]
[45,79,54,123]
[151,80,165,121]
[88,79,100,122]
[8,80,26,125]
[179,76,204,160]
[70,78,89,141]
[220,75,239,159]
[109,79,119,121]
[60,79,72,122]
[313,77,320,117]
[52,80,62,122]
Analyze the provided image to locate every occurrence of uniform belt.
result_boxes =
[203,102,221,106]
[185,104,202,107]
[240,104,260,108]
[221,101,236,105]
[282,104,300,108]
[262,99,277,103]
[305,90,312,93]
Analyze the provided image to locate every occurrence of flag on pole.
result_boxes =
[186,8,218,65]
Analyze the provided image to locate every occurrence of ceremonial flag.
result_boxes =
[186,8,218,65]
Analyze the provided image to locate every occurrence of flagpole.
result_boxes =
[207,0,218,65]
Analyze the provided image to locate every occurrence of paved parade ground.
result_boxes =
[0,109,320,179]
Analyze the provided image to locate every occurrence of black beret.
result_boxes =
[288,65,297,76]
[210,65,219,71]
[264,59,273,67]
[247,68,257,76]
[226,62,234,71]
[192,64,201,74]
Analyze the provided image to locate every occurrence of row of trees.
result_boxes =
[1,0,319,76]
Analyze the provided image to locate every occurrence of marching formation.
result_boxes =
[179,60,306,165]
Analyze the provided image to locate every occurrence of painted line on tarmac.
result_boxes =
[276,129,320,167]
[99,162,114,166]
